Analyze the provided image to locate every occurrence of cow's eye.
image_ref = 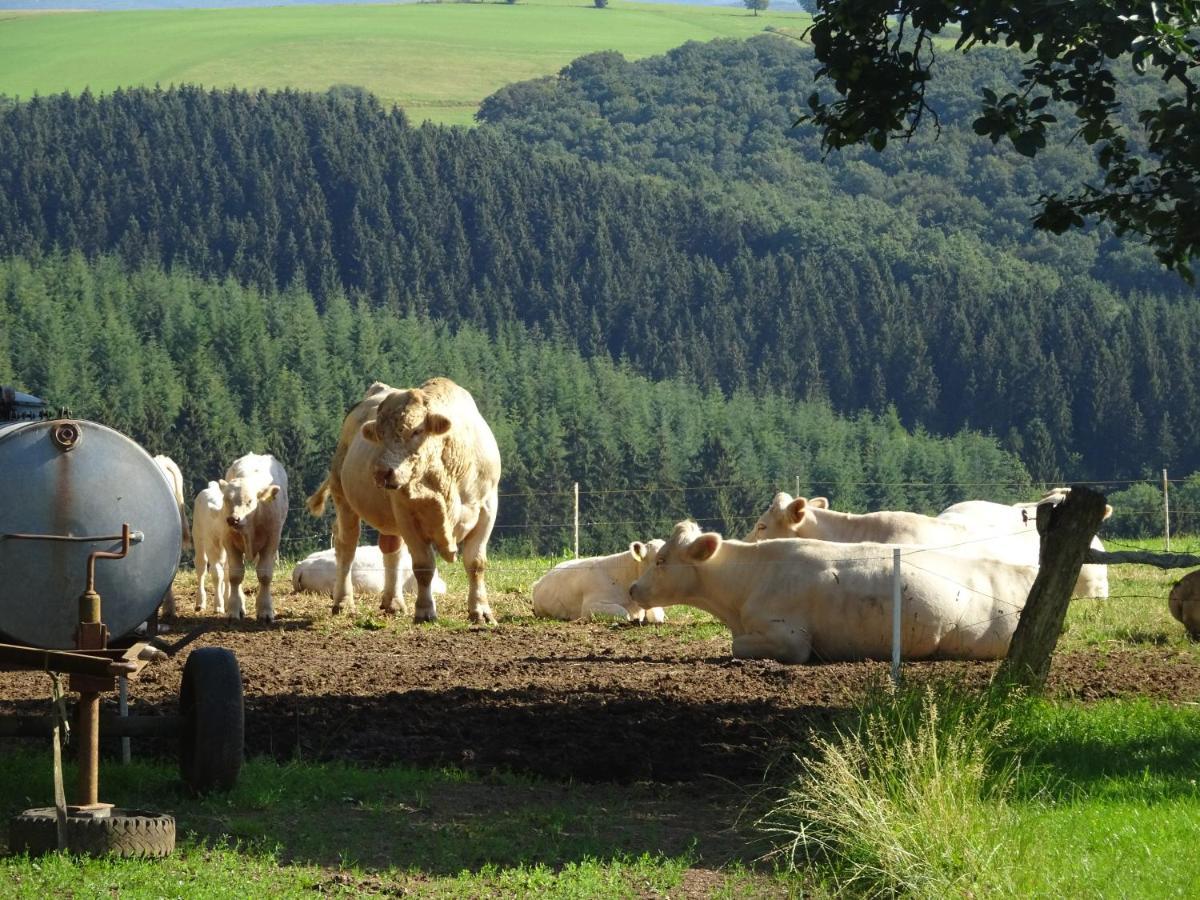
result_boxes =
[655,557,665,567]
[756,523,765,530]
[411,428,423,438]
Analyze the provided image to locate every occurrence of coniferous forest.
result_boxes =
[1,36,1197,549]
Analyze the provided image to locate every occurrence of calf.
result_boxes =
[220,453,289,622]
[292,544,447,599]
[631,521,1037,663]
[532,540,666,623]
[192,481,228,614]
[152,454,192,618]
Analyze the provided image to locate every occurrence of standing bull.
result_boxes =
[307,378,501,624]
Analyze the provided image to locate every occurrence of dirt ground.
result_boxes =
[3,587,1200,784]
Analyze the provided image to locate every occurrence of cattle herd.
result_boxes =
[152,376,1133,665]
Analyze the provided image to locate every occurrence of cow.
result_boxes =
[1168,569,1200,640]
[192,481,228,615]
[937,489,1113,597]
[745,492,1110,598]
[630,521,1038,663]
[306,378,501,624]
[152,454,192,618]
[532,540,666,623]
[291,544,447,599]
[219,453,289,622]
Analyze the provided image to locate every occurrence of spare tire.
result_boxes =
[179,647,244,795]
[9,808,175,858]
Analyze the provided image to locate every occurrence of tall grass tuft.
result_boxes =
[760,679,1025,898]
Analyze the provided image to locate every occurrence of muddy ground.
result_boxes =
[3,588,1199,783]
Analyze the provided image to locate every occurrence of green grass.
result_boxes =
[0,0,811,126]
[762,682,1200,898]
[0,749,790,897]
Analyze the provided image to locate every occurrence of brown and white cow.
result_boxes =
[220,453,289,622]
[306,378,501,623]
[1168,569,1200,640]
[153,454,192,618]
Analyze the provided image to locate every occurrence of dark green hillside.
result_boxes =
[0,255,1030,554]
[0,72,1197,483]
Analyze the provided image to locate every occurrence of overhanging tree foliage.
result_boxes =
[800,1,1200,279]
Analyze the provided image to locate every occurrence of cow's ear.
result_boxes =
[259,485,280,503]
[787,498,808,523]
[426,413,451,436]
[810,497,830,509]
[217,479,230,494]
[361,420,381,443]
[688,532,721,562]
[630,541,647,561]
[1103,504,1113,520]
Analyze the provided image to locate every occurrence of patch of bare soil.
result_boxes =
[2,590,1199,784]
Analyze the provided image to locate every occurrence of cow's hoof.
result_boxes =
[257,614,275,624]
[469,609,497,626]
[413,609,438,624]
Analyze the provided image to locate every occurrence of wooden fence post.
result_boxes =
[996,484,1108,692]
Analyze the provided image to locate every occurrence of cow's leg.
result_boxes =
[644,607,666,625]
[161,586,176,619]
[378,534,407,616]
[212,555,227,616]
[331,499,361,615]
[732,627,811,664]
[581,597,633,621]
[226,543,247,621]
[410,541,439,624]
[255,552,277,623]
[461,500,497,625]
[195,548,209,612]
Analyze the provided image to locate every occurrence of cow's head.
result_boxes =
[625,538,666,617]
[360,388,452,490]
[743,493,828,541]
[630,522,718,608]
[219,478,280,529]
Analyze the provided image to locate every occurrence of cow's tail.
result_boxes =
[306,478,331,517]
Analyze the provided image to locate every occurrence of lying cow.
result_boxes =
[532,540,666,623]
[292,544,446,599]
[220,453,289,622]
[307,378,501,623]
[937,489,1112,597]
[631,521,1038,663]
[192,481,228,615]
[1168,570,1200,640]
[152,454,192,618]
[745,492,1109,598]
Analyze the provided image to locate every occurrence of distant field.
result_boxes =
[0,0,809,125]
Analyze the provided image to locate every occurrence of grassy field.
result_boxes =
[0,0,810,126]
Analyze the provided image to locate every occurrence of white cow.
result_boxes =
[307,378,500,623]
[746,492,1109,598]
[631,521,1038,663]
[220,453,289,622]
[152,454,192,618]
[292,544,446,599]
[192,481,228,614]
[532,540,666,623]
[937,489,1112,597]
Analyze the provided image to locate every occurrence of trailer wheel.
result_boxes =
[9,808,175,858]
[179,647,243,795]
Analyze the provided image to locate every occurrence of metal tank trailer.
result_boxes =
[0,387,244,858]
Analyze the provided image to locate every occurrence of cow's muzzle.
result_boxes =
[226,516,243,529]
[373,468,401,490]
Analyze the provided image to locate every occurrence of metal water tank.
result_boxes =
[0,393,181,649]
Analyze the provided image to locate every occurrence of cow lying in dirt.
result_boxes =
[308,378,501,623]
[745,491,1110,598]
[532,540,666,623]
[631,521,1037,663]
[292,544,446,599]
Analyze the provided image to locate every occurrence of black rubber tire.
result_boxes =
[179,646,244,795]
[9,808,175,858]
